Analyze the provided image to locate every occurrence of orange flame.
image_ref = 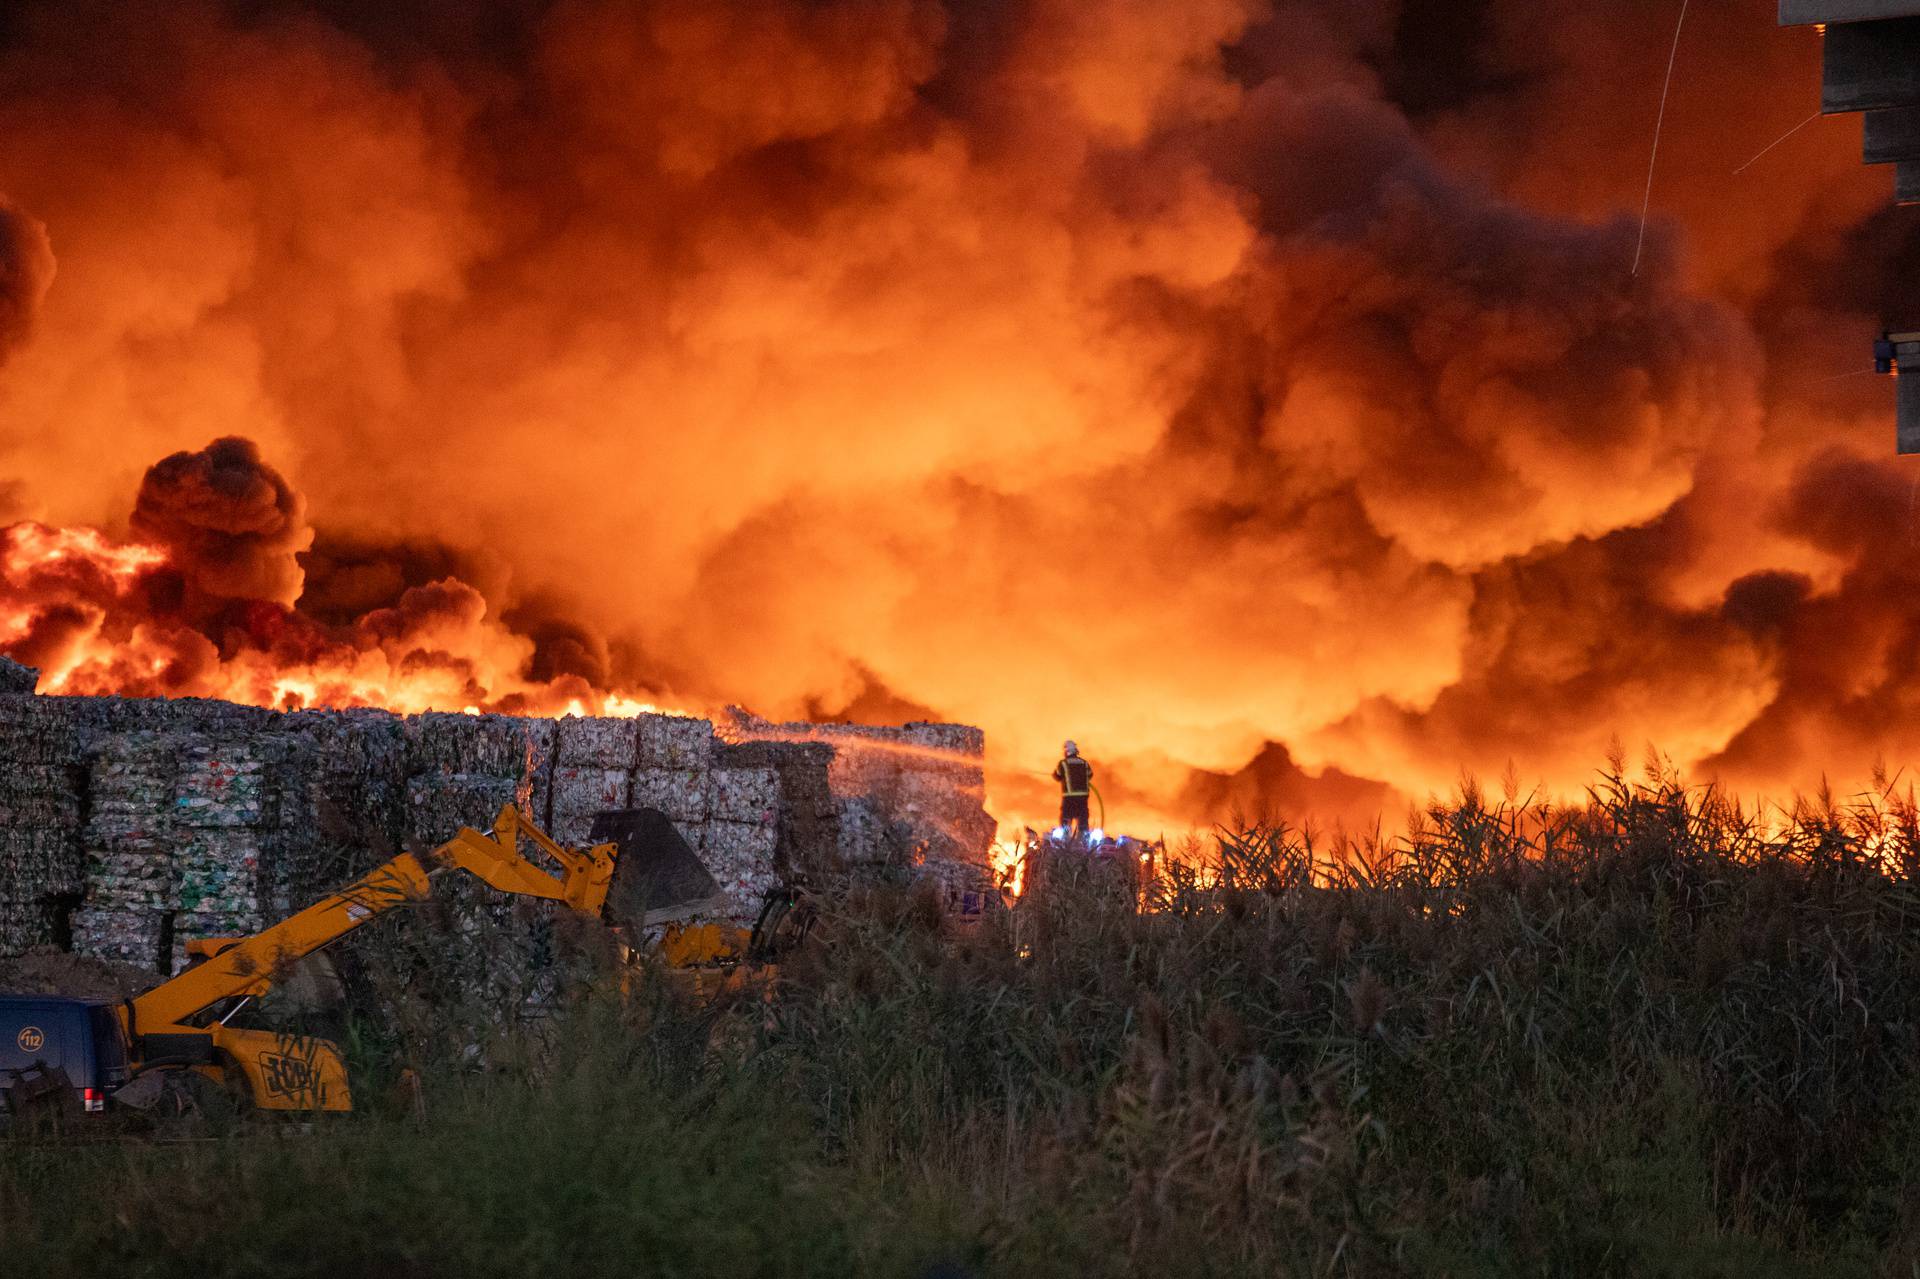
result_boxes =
[0,519,699,720]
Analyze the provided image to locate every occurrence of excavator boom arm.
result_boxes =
[127,805,616,1035]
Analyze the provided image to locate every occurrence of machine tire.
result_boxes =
[748,887,816,963]
[150,1069,242,1138]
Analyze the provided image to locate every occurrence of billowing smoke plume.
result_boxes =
[0,0,1912,832]
[132,437,310,610]
[0,195,52,362]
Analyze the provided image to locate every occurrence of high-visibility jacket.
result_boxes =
[1053,756,1092,797]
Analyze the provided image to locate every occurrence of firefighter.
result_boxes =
[1053,741,1093,834]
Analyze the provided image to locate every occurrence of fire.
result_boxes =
[1,522,166,584]
[991,840,1028,897]
[0,0,1911,852]
[0,511,702,721]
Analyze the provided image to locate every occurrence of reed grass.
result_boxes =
[8,761,1920,1276]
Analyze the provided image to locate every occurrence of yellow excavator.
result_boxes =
[0,805,783,1120]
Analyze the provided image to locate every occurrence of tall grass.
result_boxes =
[9,762,1920,1276]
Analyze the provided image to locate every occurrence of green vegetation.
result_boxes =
[9,761,1920,1276]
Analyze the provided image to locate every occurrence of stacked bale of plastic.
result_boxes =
[165,735,285,971]
[701,754,780,921]
[269,709,408,914]
[74,732,179,970]
[890,723,996,865]
[712,738,839,882]
[544,716,638,845]
[0,654,37,694]
[398,712,556,1008]
[720,712,996,873]
[633,710,718,810]
[632,713,714,832]
[833,794,900,867]
[93,694,274,739]
[0,692,86,955]
[400,712,543,848]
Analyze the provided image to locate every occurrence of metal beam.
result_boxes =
[1784,0,1920,23]
[1865,105,1920,161]
[1823,18,1920,113]
[1900,159,1920,201]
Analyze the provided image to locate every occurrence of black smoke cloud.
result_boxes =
[0,195,52,362]
[132,437,311,609]
[0,0,1913,829]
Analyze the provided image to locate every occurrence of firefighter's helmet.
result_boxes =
[1063,740,1078,756]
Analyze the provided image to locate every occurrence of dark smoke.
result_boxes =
[131,437,311,609]
[0,195,53,361]
[0,0,1914,830]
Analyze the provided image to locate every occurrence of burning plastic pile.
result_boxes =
[0,657,996,972]
[720,709,998,889]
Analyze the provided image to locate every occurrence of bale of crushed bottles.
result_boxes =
[706,766,780,825]
[548,766,631,846]
[834,795,901,866]
[0,695,88,955]
[0,900,60,957]
[70,906,167,971]
[81,733,180,962]
[635,714,714,772]
[270,710,409,913]
[403,712,541,783]
[0,655,38,695]
[695,820,781,922]
[555,716,639,770]
[404,773,523,851]
[629,767,709,826]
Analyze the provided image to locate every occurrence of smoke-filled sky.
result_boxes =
[0,0,1913,833]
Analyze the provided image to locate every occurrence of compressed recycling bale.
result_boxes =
[0,829,85,897]
[0,765,84,825]
[174,743,275,828]
[273,711,409,907]
[555,716,639,769]
[695,821,779,921]
[779,810,840,878]
[72,906,167,972]
[835,796,901,866]
[87,840,177,910]
[169,909,270,976]
[630,767,709,824]
[777,747,838,819]
[716,740,836,809]
[711,740,839,876]
[547,767,632,845]
[823,744,902,798]
[403,712,539,779]
[0,696,87,765]
[0,655,38,694]
[901,721,986,759]
[404,772,522,850]
[0,900,59,957]
[95,696,274,737]
[174,830,266,916]
[706,767,779,825]
[634,715,714,771]
[84,733,179,909]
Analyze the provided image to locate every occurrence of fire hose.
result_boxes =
[1030,766,1106,832]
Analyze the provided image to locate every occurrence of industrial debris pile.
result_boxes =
[0,664,996,974]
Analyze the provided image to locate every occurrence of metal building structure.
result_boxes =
[1781,2,1920,449]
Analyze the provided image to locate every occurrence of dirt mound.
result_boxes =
[0,945,161,1000]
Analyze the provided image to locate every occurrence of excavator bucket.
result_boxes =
[592,807,729,930]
